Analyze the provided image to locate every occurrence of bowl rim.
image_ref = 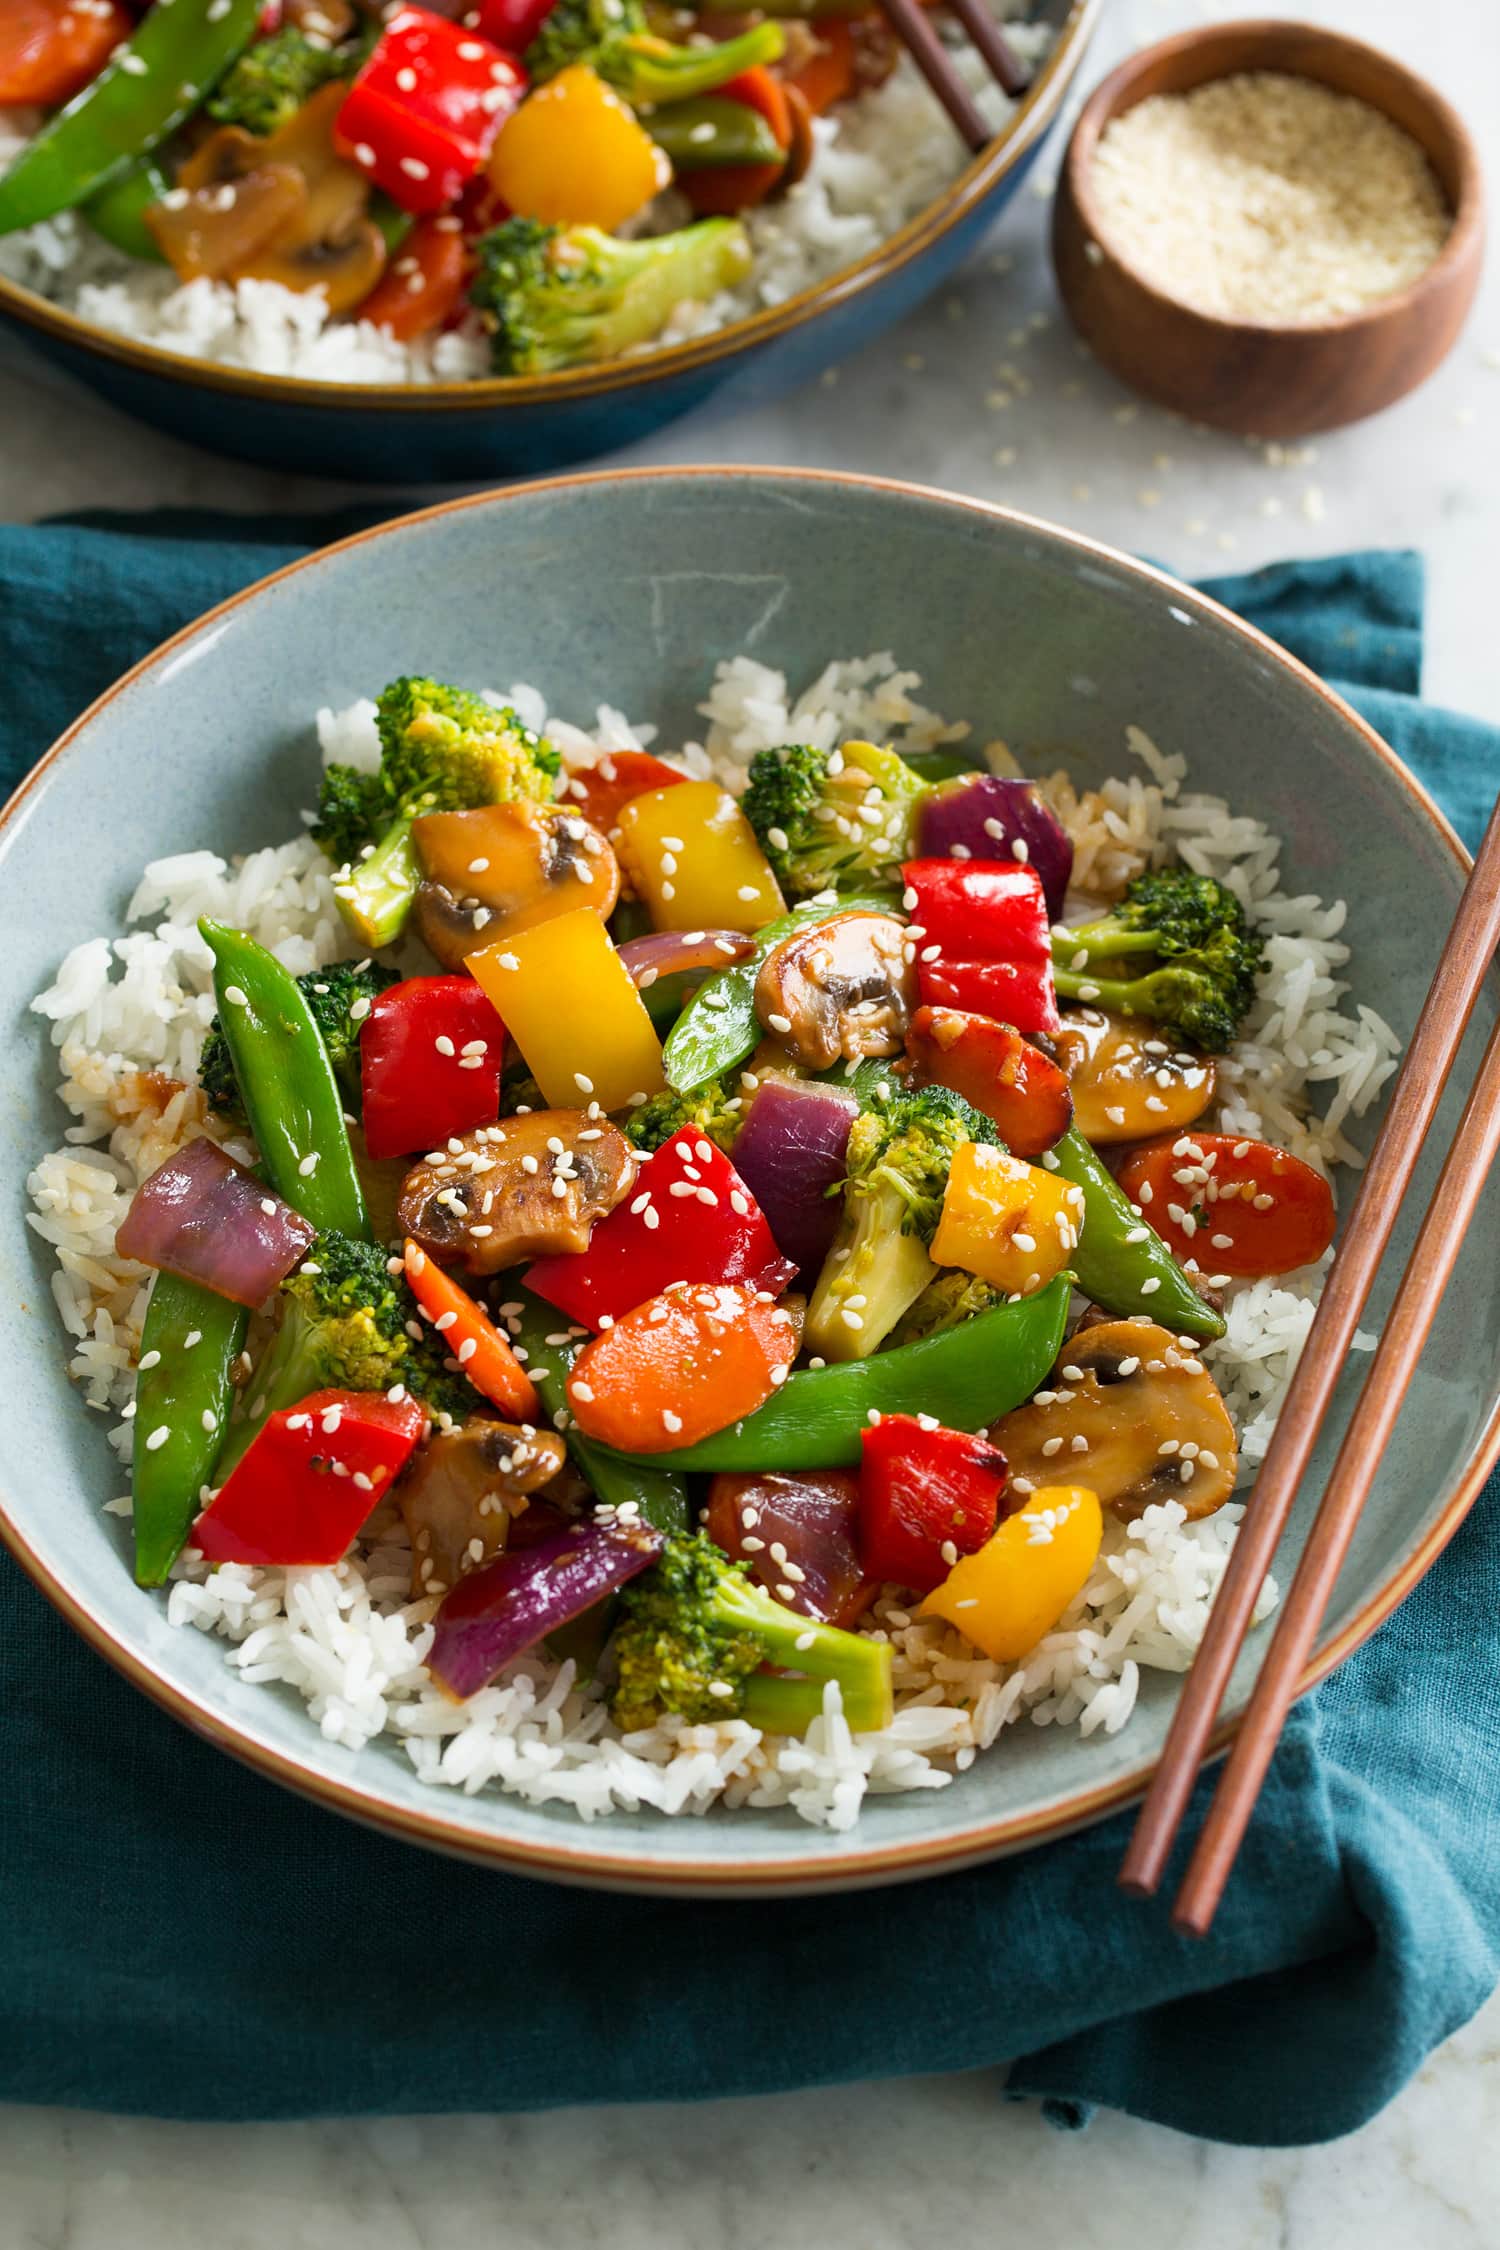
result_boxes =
[1062,16,1486,345]
[2,462,1495,1895]
[0,0,1099,417]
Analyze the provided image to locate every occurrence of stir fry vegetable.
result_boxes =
[129,1273,247,1588]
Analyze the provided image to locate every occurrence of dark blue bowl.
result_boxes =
[0,0,1097,481]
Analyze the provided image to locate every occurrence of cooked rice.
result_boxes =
[0,6,1052,386]
[27,651,1399,1828]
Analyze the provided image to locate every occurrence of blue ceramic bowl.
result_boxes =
[0,1,1097,481]
[2,468,1496,1895]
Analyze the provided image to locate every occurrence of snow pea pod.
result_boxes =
[131,1272,248,1587]
[1049,1126,1224,1341]
[603,1276,1071,1471]
[0,0,262,236]
[663,892,896,1093]
[649,99,785,171]
[84,156,170,262]
[511,1292,690,1536]
[199,921,370,1241]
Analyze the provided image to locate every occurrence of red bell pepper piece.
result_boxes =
[473,0,558,50]
[194,1389,428,1567]
[359,975,506,1160]
[524,1125,795,1329]
[902,858,1060,1038]
[907,1005,1073,1158]
[858,1414,1009,1594]
[334,7,526,216]
[561,748,688,837]
[355,213,470,340]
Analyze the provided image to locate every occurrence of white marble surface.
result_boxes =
[3,0,1499,2235]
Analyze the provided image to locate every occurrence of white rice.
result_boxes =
[27,650,1399,1828]
[0,7,1052,385]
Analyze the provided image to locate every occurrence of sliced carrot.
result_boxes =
[780,21,857,117]
[561,748,688,838]
[0,0,131,106]
[681,66,790,218]
[565,1281,798,1453]
[1116,1133,1336,1279]
[356,217,470,343]
[404,1238,541,1423]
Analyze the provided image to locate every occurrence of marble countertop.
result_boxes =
[2,0,1498,2236]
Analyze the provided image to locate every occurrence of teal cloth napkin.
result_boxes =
[1,517,1496,2147]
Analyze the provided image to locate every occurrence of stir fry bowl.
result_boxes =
[0,0,1097,482]
[2,467,1497,1895]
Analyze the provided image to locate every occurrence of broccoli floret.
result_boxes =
[215,1230,476,1478]
[623,1076,744,1155]
[888,1267,1006,1348]
[741,739,930,899]
[470,217,752,377]
[314,676,560,948]
[610,1531,893,1736]
[805,1085,998,1361]
[526,0,784,104]
[207,27,357,136]
[1051,866,1264,1054]
[199,960,398,1128]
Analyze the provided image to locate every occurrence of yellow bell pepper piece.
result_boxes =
[920,1486,1103,1663]
[468,907,665,1114]
[488,64,670,232]
[616,780,784,935]
[930,1141,1085,1297]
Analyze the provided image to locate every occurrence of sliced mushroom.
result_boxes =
[755,910,914,1071]
[1052,1006,1215,1143]
[775,83,816,196]
[990,1318,1238,1522]
[399,1417,569,1598]
[397,1112,637,1275]
[146,164,309,283]
[410,800,620,968]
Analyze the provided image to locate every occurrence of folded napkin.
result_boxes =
[2,519,1495,2147]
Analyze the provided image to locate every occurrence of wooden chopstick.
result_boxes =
[1171,1003,1500,1933]
[873,0,1033,154]
[1119,791,1500,1906]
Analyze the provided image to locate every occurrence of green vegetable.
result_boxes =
[623,1073,745,1155]
[611,1530,893,1735]
[646,96,785,171]
[130,1273,247,1586]
[199,959,398,1128]
[1052,868,1264,1054]
[470,216,752,377]
[603,1277,1071,1471]
[902,746,986,786]
[888,1267,1006,1348]
[741,739,930,899]
[663,892,895,1093]
[216,1229,476,1477]
[314,675,560,948]
[1050,1126,1224,1341]
[83,156,169,261]
[511,1293,689,1537]
[199,920,370,1240]
[806,1084,996,1360]
[527,0,785,104]
[0,0,263,237]
[207,25,357,136]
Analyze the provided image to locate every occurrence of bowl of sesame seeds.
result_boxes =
[1052,19,1484,438]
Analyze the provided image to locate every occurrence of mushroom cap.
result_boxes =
[1053,1006,1215,1143]
[398,1417,569,1599]
[411,799,620,967]
[754,909,914,1071]
[397,1113,637,1275]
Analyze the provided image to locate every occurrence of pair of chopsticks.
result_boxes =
[874,0,1032,153]
[1121,792,1500,1935]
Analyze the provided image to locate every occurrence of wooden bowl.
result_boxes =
[1051,19,1485,436]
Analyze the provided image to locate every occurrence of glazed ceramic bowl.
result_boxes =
[0,0,1098,481]
[2,468,1496,1895]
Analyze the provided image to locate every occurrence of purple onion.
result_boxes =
[731,1076,858,1278]
[617,929,754,988]
[115,1138,315,1309]
[917,775,1074,920]
[429,1519,663,1700]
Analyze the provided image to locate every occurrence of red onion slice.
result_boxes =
[917,775,1074,921]
[115,1138,315,1309]
[730,1075,858,1277]
[617,929,755,989]
[428,1518,663,1700]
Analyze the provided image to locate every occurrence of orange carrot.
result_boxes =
[781,21,857,116]
[356,217,470,343]
[681,66,790,218]
[404,1239,541,1423]
[565,1281,799,1452]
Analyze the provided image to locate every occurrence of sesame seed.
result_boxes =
[1140,1277,1161,1294]
[297,1152,319,1176]
[223,985,249,1007]
[146,1427,170,1452]
[767,1013,792,1035]
[662,1410,683,1433]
